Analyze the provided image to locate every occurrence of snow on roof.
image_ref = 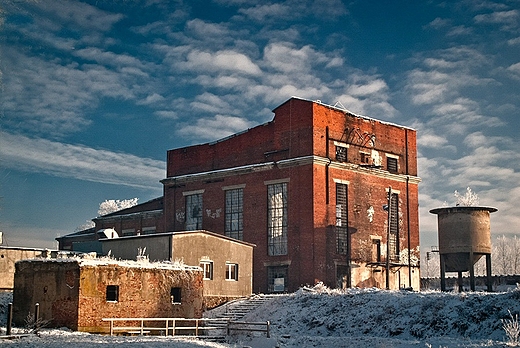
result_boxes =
[19,253,201,271]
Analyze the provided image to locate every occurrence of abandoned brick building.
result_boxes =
[13,258,203,333]
[58,97,421,293]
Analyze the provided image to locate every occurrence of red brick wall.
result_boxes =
[162,97,419,292]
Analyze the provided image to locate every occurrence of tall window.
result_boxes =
[336,183,348,255]
[225,188,243,240]
[185,193,203,230]
[226,263,238,281]
[388,193,399,261]
[267,183,288,256]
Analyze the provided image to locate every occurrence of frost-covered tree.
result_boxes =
[74,198,139,231]
[493,235,520,275]
[98,198,138,216]
[454,187,480,206]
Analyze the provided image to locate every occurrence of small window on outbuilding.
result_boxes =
[171,287,182,304]
[226,263,238,281]
[106,285,119,302]
[200,261,213,280]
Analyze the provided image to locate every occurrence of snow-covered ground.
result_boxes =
[1,285,519,347]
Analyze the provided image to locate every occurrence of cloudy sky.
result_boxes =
[1,0,519,250]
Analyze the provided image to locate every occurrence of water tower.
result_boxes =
[429,206,497,292]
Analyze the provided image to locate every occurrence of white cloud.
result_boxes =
[176,115,255,141]
[0,131,165,189]
[181,49,262,76]
[238,4,291,21]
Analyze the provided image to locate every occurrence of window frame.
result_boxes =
[225,263,238,281]
[267,182,288,256]
[170,287,182,304]
[106,285,119,302]
[200,260,214,280]
[224,187,244,240]
[185,193,203,230]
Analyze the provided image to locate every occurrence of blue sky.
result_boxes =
[1,0,519,250]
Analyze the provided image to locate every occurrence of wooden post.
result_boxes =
[266,321,270,338]
[7,303,13,336]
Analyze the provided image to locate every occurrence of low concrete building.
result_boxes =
[0,246,53,291]
[101,230,254,308]
[13,257,203,333]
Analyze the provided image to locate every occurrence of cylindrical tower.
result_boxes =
[429,206,497,292]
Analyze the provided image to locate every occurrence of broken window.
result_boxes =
[171,287,182,304]
[200,261,213,280]
[226,263,238,281]
[267,183,288,256]
[268,266,288,293]
[372,238,382,263]
[336,183,348,255]
[106,285,119,302]
[387,156,398,173]
[336,146,347,162]
[185,193,203,230]
[225,188,243,240]
[360,152,371,164]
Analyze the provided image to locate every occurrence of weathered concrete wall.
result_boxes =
[171,231,253,302]
[13,260,80,329]
[0,247,47,290]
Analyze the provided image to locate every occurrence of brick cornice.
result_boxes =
[161,156,421,185]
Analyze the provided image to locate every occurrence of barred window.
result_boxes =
[336,146,347,162]
[185,193,203,230]
[387,157,398,173]
[388,192,399,261]
[267,183,288,256]
[336,183,348,255]
[268,265,288,293]
[225,188,243,240]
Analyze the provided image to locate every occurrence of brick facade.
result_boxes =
[57,97,420,293]
[162,97,420,292]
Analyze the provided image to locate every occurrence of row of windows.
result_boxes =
[185,183,288,256]
[106,285,183,304]
[200,261,239,281]
[335,183,400,260]
[335,145,399,173]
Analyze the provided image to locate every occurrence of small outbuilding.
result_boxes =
[13,257,203,333]
[100,230,254,308]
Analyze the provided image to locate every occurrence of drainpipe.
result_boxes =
[405,129,412,289]
[386,186,392,290]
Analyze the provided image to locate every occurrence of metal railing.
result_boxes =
[102,317,222,336]
[102,317,270,338]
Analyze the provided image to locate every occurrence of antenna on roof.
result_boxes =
[333,101,347,111]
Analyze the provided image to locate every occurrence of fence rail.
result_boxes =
[102,318,222,336]
[227,320,270,338]
[102,317,270,338]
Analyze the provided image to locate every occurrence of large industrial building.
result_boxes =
[58,97,421,293]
